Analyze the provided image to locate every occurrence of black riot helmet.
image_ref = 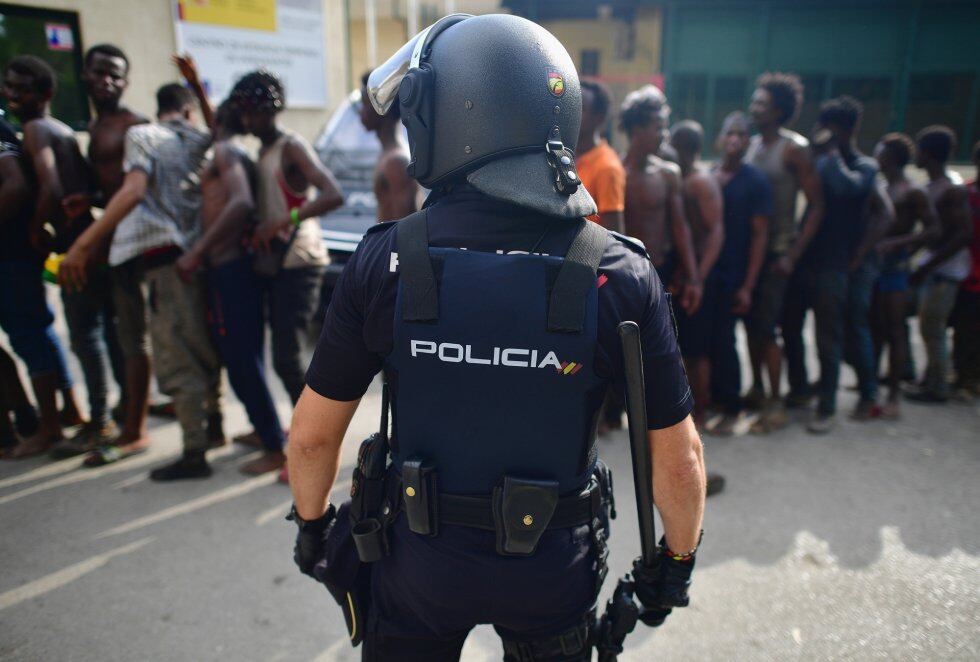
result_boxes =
[367,13,596,219]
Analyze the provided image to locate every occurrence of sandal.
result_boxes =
[83,442,148,467]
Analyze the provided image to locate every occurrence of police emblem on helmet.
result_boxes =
[548,70,565,97]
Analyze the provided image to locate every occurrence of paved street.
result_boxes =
[1,321,978,661]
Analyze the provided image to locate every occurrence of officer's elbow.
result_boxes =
[649,418,705,489]
[290,430,328,459]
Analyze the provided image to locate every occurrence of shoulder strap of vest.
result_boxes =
[396,209,439,322]
[548,219,607,333]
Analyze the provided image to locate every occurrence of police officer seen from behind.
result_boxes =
[287,14,706,661]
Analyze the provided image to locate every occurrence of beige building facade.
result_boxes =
[6,0,350,141]
[346,1,664,151]
[4,1,667,150]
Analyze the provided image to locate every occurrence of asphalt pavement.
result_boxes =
[1,318,978,661]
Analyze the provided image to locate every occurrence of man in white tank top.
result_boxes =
[231,71,344,413]
[744,72,825,433]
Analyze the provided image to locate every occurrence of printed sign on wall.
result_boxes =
[174,0,327,108]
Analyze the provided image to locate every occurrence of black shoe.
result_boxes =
[706,473,726,497]
[150,454,212,481]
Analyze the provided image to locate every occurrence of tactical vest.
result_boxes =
[385,210,608,496]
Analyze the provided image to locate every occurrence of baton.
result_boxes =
[618,321,657,566]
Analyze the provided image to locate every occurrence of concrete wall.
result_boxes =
[11,0,349,142]
[348,16,409,92]
[346,0,505,94]
[541,7,663,152]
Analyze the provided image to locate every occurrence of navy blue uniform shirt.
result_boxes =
[306,186,693,430]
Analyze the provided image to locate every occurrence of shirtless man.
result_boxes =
[872,133,939,416]
[907,126,974,403]
[619,85,701,313]
[669,120,723,427]
[175,101,287,475]
[57,45,153,459]
[0,110,75,458]
[745,72,824,432]
[3,55,89,456]
[358,72,416,222]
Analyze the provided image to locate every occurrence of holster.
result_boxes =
[350,432,392,563]
[492,476,560,556]
[313,501,371,646]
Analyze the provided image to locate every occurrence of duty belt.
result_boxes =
[394,460,604,556]
[437,487,602,531]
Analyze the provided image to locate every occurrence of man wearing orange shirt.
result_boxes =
[577,78,625,233]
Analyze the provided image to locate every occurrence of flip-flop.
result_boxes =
[83,443,148,467]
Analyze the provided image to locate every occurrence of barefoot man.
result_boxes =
[3,55,88,456]
[175,101,288,475]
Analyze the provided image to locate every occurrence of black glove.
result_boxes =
[632,538,697,627]
[287,503,337,578]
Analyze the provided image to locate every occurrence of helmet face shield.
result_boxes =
[366,31,425,116]
[366,14,471,116]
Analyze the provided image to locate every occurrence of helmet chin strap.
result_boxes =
[545,127,581,196]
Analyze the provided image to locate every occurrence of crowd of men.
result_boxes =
[0,45,977,486]
[580,73,978,444]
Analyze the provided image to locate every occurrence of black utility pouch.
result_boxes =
[350,433,388,523]
[402,458,439,536]
[492,477,559,556]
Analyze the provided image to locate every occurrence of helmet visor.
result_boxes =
[366,14,471,115]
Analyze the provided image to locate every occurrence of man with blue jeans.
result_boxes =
[175,99,288,476]
[5,54,120,457]
[806,97,894,433]
[0,115,76,456]
[906,126,974,403]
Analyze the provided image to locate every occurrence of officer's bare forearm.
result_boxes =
[288,387,360,520]
[649,416,705,554]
